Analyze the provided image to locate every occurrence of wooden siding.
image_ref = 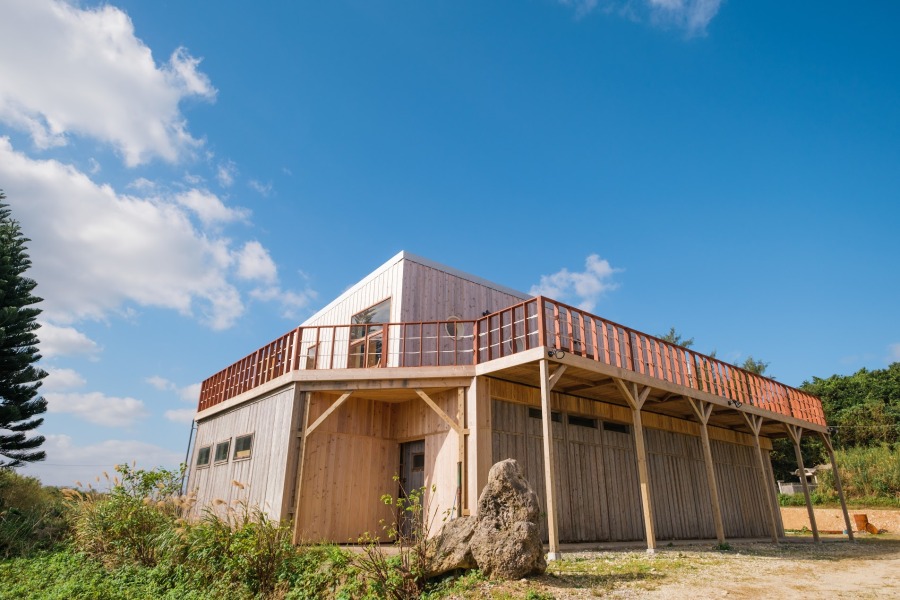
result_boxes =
[295,393,395,542]
[295,389,466,541]
[186,384,298,520]
[491,396,783,542]
[400,259,526,323]
[302,259,404,328]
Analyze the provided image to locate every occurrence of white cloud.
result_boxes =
[530,254,621,312]
[217,161,236,187]
[0,139,245,330]
[42,367,86,392]
[164,408,196,424]
[38,322,101,358]
[248,179,273,197]
[0,0,215,166]
[560,0,722,35]
[179,383,202,403]
[146,375,175,391]
[888,343,900,362]
[46,391,148,427]
[236,241,278,284]
[21,434,183,488]
[250,286,316,320]
[174,188,248,226]
[145,376,201,404]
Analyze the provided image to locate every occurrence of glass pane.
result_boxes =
[349,341,366,368]
[366,334,383,367]
[196,446,211,466]
[234,435,253,459]
[214,441,230,463]
[351,299,391,327]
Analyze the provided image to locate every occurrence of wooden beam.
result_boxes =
[686,397,725,544]
[292,391,313,544]
[819,432,854,542]
[785,424,820,543]
[457,387,467,517]
[547,364,568,391]
[615,377,656,551]
[741,412,781,542]
[304,391,353,437]
[415,389,461,434]
[539,359,561,560]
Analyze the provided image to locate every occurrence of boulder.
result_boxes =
[426,459,546,580]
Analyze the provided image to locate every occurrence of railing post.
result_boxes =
[473,318,480,365]
[537,297,547,348]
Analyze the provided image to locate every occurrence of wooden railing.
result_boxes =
[197,297,826,427]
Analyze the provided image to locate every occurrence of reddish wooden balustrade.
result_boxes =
[197,297,825,427]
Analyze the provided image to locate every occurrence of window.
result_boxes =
[305,343,318,370]
[411,452,425,472]
[568,415,598,429]
[349,299,391,368]
[233,434,253,460]
[528,407,562,422]
[444,316,462,339]
[196,446,211,467]
[214,440,230,463]
[603,421,630,434]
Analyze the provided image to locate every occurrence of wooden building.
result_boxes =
[186,251,853,554]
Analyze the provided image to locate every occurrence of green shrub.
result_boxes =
[819,444,900,503]
[65,463,185,567]
[0,468,68,557]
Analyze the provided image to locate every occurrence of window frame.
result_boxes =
[195,445,211,468]
[233,433,254,461]
[348,298,391,368]
[214,439,231,464]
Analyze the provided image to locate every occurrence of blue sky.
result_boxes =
[0,0,897,486]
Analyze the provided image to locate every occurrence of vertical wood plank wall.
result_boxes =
[187,385,297,520]
[296,393,395,542]
[303,259,405,327]
[489,383,783,542]
[296,389,462,542]
[400,260,527,322]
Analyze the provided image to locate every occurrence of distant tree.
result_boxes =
[801,363,900,449]
[658,327,694,349]
[0,191,47,468]
[740,355,770,376]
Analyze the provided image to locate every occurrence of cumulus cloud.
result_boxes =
[174,188,249,226]
[164,408,196,424]
[42,367,87,392]
[0,0,215,165]
[145,376,201,404]
[0,139,245,329]
[21,434,183,487]
[560,0,722,35]
[38,322,101,358]
[236,241,278,284]
[250,286,316,320]
[530,254,621,312]
[248,180,273,197]
[46,391,149,427]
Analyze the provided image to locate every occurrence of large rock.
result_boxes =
[426,459,546,580]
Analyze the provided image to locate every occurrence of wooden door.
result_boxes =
[399,440,426,537]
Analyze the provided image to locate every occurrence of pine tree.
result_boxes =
[0,191,47,468]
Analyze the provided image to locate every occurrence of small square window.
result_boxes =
[214,440,230,463]
[233,434,253,460]
[196,446,211,467]
[411,452,425,472]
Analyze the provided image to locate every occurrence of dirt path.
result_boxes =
[460,535,900,599]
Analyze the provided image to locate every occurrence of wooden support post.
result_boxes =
[292,391,313,544]
[540,359,561,560]
[613,378,656,552]
[686,397,726,544]
[820,432,854,542]
[741,413,781,542]
[467,376,492,512]
[457,387,467,517]
[785,424,820,544]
